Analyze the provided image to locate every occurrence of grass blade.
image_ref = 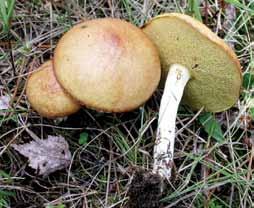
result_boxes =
[188,0,202,22]
[7,0,15,20]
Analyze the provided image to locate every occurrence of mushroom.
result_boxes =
[127,13,242,207]
[26,60,80,118]
[53,18,161,112]
[143,12,242,180]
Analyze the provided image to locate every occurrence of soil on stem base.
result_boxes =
[127,168,163,208]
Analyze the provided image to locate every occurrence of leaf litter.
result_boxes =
[12,135,71,177]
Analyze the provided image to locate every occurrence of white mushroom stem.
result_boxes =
[153,64,190,180]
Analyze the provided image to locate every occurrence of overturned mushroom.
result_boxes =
[144,12,242,180]
[128,13,242,207]
[26,60,80,118]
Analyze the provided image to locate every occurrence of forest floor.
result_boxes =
[0,0,254,208]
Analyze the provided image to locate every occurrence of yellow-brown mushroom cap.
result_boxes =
[143,13,242,112]
[54,18,161,112]
[26,60,80,118]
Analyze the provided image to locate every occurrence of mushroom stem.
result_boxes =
[153,64,190,180]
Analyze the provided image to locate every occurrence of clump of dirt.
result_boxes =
[127,168,163,208]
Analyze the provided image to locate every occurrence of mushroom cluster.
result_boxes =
[26,13,242,208]
[27,18,161,117]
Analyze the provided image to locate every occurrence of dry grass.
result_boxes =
[0,0,254,207]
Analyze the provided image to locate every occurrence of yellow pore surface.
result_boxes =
[143,13,242,112]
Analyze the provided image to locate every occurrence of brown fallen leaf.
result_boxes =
[12,135,71,177]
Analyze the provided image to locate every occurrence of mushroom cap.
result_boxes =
[143,13,242,112]
[26,60,80,118]
[54,18,161,112]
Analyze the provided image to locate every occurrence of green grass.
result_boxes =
[0,0,15,34]
[0,0,254,207]
[187,0,202,21]
[0,171,14,208]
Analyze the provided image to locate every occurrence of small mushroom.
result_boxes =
[127,13,242,207]
[53,18,161,112]
[26,60,80,118]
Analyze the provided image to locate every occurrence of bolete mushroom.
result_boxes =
[127,13,242,207]
[143,12,242,180]
[53,18,161,112]
[26,60,80,118]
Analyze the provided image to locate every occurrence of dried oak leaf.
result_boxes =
[12,135,71,177]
